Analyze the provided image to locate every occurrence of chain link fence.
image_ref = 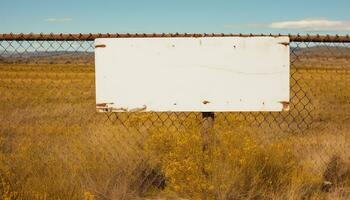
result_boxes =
[0,34,349,199]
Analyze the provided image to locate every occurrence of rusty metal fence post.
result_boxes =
[201,112,215,150]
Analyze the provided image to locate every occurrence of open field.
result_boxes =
[0,62,349,199]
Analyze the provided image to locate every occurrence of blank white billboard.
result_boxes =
[95,36,289,112]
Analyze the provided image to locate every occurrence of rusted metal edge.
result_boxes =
[0,33,350,43]
[278,42,289,46]
[279,101,290,111]
[95,44,106,48]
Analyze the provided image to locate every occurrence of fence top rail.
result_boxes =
[0,33,350,43]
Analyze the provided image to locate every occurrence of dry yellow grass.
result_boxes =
[0,63,349,200]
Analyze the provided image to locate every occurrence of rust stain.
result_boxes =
[96,103,113,112]
[278,42,289,46]
[95,44,106,48]
[96,103,107,107]
[202,100,210,105]
[279,101,290,111]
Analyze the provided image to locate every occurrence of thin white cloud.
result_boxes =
[269,18,350,31]
[225,18,350,32]
[45,17,73,23]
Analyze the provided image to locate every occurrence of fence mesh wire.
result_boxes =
[0,34,349,199]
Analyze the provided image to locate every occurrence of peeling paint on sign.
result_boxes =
[95,36,290,112]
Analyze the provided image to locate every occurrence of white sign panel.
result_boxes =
[95,37,289,112]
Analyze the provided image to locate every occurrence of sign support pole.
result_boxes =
[201,112,215,151]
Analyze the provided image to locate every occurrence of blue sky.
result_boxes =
[1,0,350,34]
